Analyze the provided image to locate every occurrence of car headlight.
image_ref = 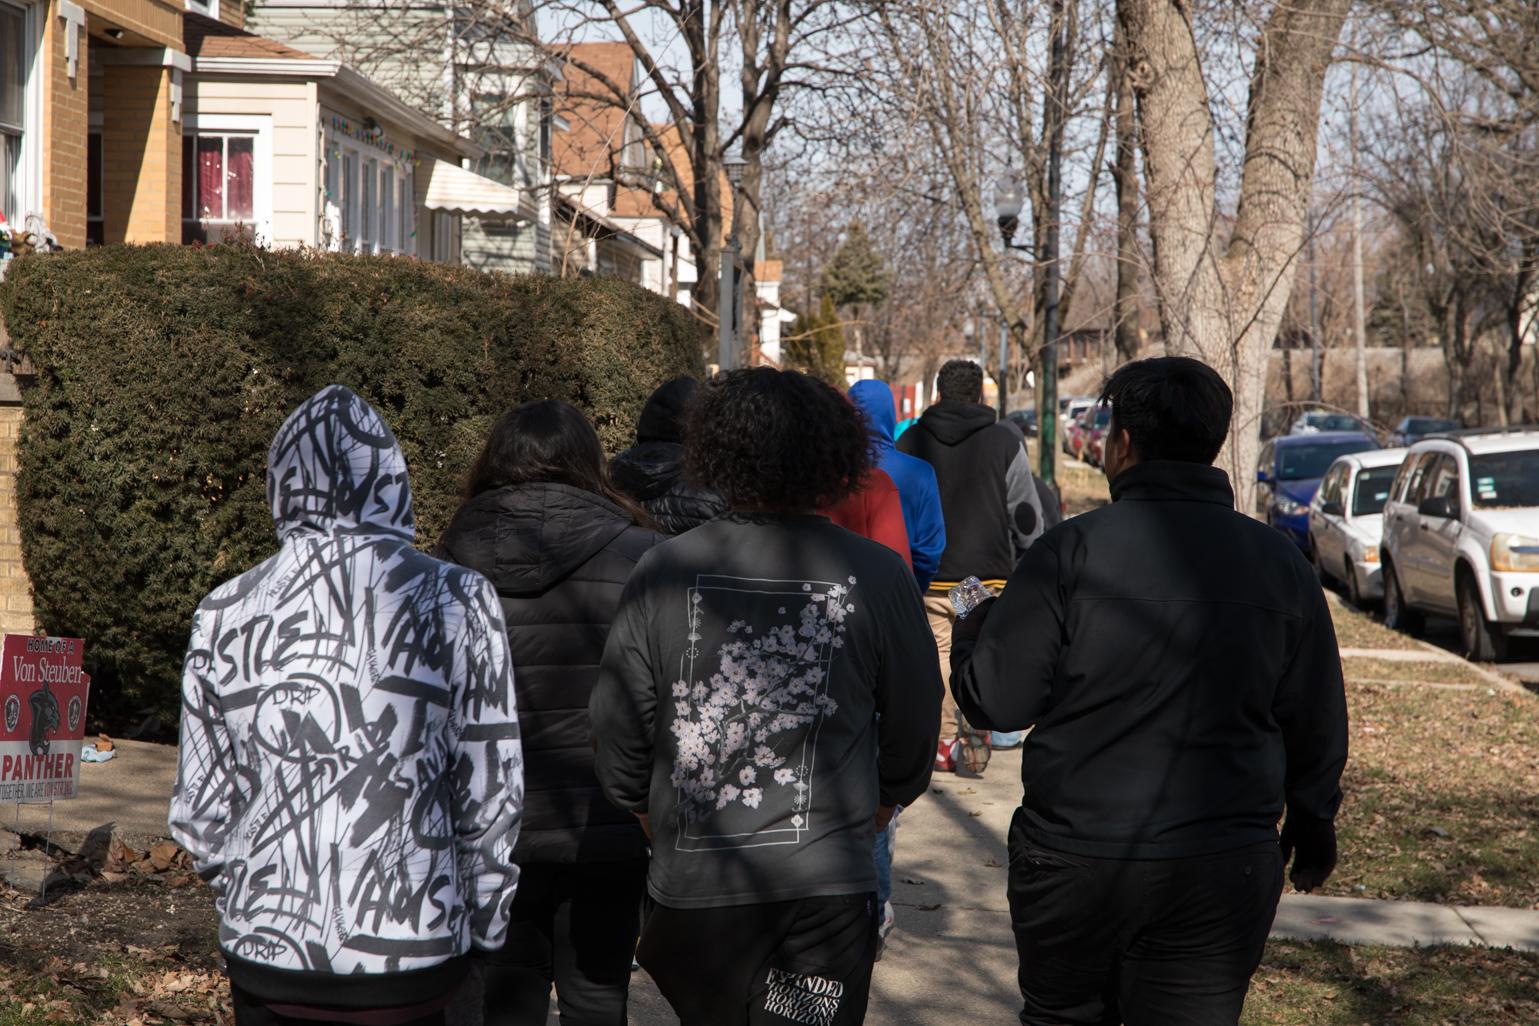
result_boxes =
[1491,533,1539,572]
[1275,496,1308,517]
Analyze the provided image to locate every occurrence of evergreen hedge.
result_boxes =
[0,244,705,725]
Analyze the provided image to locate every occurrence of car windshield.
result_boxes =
[1469,450,1539,508]
[1305,413,1361,431]
[1091,407,1112,428]
[1351,466,1399,516]
[1278,440,1374,480]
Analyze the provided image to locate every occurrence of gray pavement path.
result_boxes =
[4,738,176,849]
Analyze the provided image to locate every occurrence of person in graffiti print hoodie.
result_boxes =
[170,385,523,1025]
[592,369,942,1026]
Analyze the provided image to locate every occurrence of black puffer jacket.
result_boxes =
[611,377,728,535]
[439,481,661,864]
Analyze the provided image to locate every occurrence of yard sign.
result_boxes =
[0,635,89,801]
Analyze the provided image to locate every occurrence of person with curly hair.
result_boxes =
[590,368,942,1026]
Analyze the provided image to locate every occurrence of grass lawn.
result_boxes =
[1245,940,1539,1025]
[1326,593,1425,651]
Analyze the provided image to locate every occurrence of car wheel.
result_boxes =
[1382,562,1423,635]
[1345,558,1369,608]
[1458,573,1509,663]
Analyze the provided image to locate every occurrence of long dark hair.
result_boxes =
[464,400,654,527]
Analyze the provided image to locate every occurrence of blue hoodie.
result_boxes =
[850,380,947,589]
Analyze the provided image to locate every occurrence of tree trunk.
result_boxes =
[1112,18,1142,364]
[1119,0,1350,514]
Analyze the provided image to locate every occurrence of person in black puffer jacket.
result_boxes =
[610,377,728,535]
[439,400,662,1026]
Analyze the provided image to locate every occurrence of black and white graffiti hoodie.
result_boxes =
[170,386,523,1000]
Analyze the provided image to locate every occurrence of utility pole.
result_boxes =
[1308,225,1322,403]
[999,320,1009,415]
[1038,0,1067,488]
[1350,40,1370,421]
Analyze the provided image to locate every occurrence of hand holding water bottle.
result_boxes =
[949,576,998,619]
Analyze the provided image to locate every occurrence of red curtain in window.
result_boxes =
[226,137,254,220]
[197,136,224,219]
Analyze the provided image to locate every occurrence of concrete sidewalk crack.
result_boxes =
[1452,906,1489,945]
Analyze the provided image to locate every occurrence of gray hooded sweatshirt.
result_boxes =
[170,385,523,978]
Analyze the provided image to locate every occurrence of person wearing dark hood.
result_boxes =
[897,359,1042,773]
[438,400,663,1026]
[949,357,1347,1025]
[849,380,946,589]
[171,385,523,1026]
[591,368,942,1026]
[611,377,729,535]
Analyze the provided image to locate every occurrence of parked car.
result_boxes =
[1379,429,1539,661]
[1388,416,1460,447]
[1083,405,1115,467]
[1290,410,1373,435]
[1256,432,1380,549]
[1307,448,1408,606]
[1065,405,1108,462]
[1003,409,1038,437]
[1062,408,1088,457]
[1060,396,1096,437]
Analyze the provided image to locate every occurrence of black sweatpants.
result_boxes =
[1007,811,1284,1026]
[482,857,649,1026]
[638,892,879,1026]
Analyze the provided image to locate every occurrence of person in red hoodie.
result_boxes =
[824,467,912,569]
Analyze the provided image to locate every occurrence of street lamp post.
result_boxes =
[993,173,1028,419]
[719,150,748,372]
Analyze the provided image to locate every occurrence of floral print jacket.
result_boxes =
[591,512,942,908]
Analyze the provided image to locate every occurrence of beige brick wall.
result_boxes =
[0,403,37,637]
[40,2,90,250]
[102,65,182,244]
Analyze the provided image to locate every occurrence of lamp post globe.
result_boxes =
[994,171,1025,245]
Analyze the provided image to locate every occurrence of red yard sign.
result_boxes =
[0,635,90,802]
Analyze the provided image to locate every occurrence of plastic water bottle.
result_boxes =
[948,576,998,618]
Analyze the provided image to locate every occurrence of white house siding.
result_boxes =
[183,77,318,248]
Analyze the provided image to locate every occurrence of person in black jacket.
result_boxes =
[611,377,729,535]
[439,400,663,1026]
[590,368,942,1026]
[950,357,1348,1026]
[898,359,1043,773]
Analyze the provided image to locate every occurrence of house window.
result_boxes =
[380,165,394,251]
[0,1,30,223]
[87,130,102,245]
[361,158,376,249]
[182,115,271,245]
[324,129,413,256]
[183,0,219,21]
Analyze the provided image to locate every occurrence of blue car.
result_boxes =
[1257,432,1379,549]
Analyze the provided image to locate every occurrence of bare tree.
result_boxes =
[1119,0,1352,510]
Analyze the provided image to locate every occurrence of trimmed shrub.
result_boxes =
[0,244,705,725]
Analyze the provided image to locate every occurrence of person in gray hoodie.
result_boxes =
[171,385,523,1026]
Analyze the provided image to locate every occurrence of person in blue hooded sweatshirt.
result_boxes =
[849,380,946,590]
[849,379,947,955]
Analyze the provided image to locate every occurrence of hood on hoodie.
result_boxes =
[915,399,999,447]
[446,482,633,595]
[266,385,415,542]
[849,380,897,450]
[636,377,699,444]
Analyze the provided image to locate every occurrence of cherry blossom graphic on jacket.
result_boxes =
[670,575,856,852]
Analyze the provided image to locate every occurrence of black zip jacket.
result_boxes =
[951,461,1348,859]
[440,482,662,864]
[590,513,942,908]
[610,441,729,536]
[897,400,1042,588]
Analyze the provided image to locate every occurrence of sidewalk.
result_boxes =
[624,745,1539,1024]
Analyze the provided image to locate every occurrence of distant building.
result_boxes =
[246,0,554,273]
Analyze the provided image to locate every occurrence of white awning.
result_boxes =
[417,160,521,218]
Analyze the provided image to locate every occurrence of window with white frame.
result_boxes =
[182,115,272,245]
[183,0,219,21]
[324,128,415,256]
[0,0,35,225]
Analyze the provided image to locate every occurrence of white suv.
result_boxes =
[1380,429,1539,660]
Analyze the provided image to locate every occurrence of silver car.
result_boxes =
[1307,448,1408,606]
